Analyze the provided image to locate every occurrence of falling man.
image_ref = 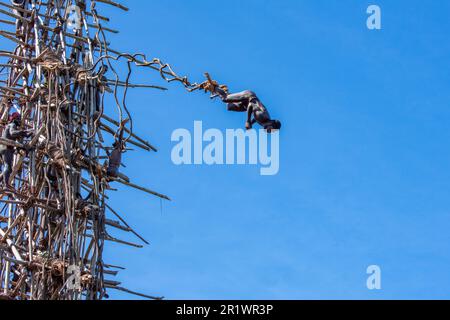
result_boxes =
[200,74,282,133]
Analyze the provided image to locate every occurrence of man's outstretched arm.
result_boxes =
[8,125,31,139]
[246,106,254,129]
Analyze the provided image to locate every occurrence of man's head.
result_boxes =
[264,120,282,133]
[8,112,21,125]
[113,140,125,150]
[98,64,108,76]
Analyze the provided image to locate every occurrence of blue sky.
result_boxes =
[97,0,450,300]
[3,0,450,299]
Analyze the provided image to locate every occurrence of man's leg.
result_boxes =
[227,103,246,112]
[2,150,14,186]
[118,172,130,183]
[0,151,5,186]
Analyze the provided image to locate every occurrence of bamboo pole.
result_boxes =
[0,0,209,300]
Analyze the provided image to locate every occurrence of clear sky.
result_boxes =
[4,0,450,300]
[99,0,450,300]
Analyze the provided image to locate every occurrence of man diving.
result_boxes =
[200,74,281,132]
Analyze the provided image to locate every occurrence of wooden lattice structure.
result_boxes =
[0,0,209,300]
